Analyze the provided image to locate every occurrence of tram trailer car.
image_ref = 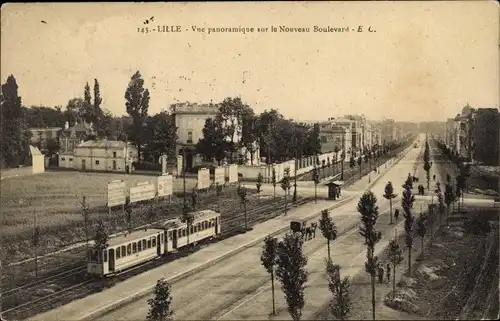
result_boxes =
[87,210,222,277]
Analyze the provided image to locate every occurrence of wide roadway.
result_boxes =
[96,135,426,321]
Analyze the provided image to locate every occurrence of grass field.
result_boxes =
[0,170,198,234]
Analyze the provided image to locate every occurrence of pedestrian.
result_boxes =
[377,264,384,284]
[394,209,399,220]
[386,262,391,284]
[433,174,436,181]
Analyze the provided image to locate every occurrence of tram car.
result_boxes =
[87,209,222,277]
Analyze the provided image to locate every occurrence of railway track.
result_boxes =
[1,196,313,320]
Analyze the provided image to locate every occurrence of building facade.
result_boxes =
[59,121,94,153]
[58,140,138,173]
[28,127,62,152]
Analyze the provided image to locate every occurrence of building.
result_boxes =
[172,102,260,169]
[28,127,62,152]
[58,140,138,173]
[29,145,45,174]
[472,108,499,165]
[318,121,351,155]
[59,121,94,153]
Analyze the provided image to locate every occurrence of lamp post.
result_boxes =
[182,147,187,210]
[341,128,345,180]
[293,126,298,202]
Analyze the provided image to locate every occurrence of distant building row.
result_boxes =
[444,104,499,165]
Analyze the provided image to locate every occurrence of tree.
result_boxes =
[383,181,397,225]
[281,168,291,215]
[325,259,351,320]
[276,232,308,321]
[349,156,355,169]
[423,141,432,191]
[319,209,338,261]
[124,196,133,232]
[261,235,279,316]
[312,166,320,203]
[357,191,382,321]
[322,159,326,177]
[196,118,226,165]
[240,108,259,165]
[147,278,174,321]
[81,82,94,124]
[1,75,31,168]
[80,196,91,252]
[94,219,109,252]
[333,146,340,173]
[357,156,362,177]
[271,167,277,203]
[93,79,105,137]
[217,97,250,162]
[401,181,415,276]
[415,213,427,258]
[144,112,178,161]
[238,186,249,230]
[256,173,263,200]
[46,138,61,157]
[125,71,150,163]
[444,183,453,225]
[387,238,404,300]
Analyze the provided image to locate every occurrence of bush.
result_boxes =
[133,161,162,171]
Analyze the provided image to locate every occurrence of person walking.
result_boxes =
[386,262,391,284]
[377,264,385,284]
[394,208,400,221]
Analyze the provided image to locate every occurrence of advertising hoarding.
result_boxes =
[176,155,183,177]
[157,174,173,197]
[214,167,225,185]
[107,180,126,207]
[228,164,238,184]
[197,168,210,189]
[130,181,156,203]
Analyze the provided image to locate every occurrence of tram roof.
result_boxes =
[108,228,165,248]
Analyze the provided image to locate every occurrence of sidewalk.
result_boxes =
[30,198,352,321]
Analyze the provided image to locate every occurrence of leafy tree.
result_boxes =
[81,82,94,124]
[80,196,91,251]
[327,156,331,170]
[94,219,109,251]
[256,172,263,200]
[349,155,355,169]
[22,105,66,128]
[123,196,134,232]
[271,167,277,203]
[196,118,226,165]
[64,97,85,126]
[325,259,351,320]
[415,213,427,257]
[281,168,291,215]
[444,183,453,225]
[308,123,322,156]
[261,235,279,316]
[240,108,259,165]
[423,141,432,190]
[217,97,250,162]
[312,166,320,203]
[46,138,61,157]
[147,278,174,321]
[0,75,31,168]
[92,79,105,137]
[357,191,382,321]
[319,209,338,261]
[276,232,308,321]
[333,146,340,173]
[401,182,415,276]
[238,186,249,230]
[387,238,403,300]
[125,71,150,163]
[144,112,178,161]
[322,159,326,177]
[383,181,397,225]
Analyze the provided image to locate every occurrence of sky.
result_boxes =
[1,1,499,122]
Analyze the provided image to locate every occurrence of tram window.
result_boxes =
[190,226,194,234]
[168,231,172,240]
[194,225,198,233]
[121,245,126,257]
[138,241,142,251]
[108,249,113,260]
[142,239,147,249]
[182,229,186,237]
[147,239,152,249]
[126,244,131,255]
[116,247,121,259]
[152,237,156,247]
[89,249,99,263]
[103,250,108,262]
[202,221,206,230]
[160,234,164,243]
[132,243,137,253]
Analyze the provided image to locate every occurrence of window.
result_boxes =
[127,244,132,255]
[168,231,173,240]
[113,152,117,158]
[147,239,152,249]
[121,245,126,257]
[187,131,193,143]
[321,136,328,143]
[69,158,73,161]
[190,226,194,234]
[152,237,156,247]
[142,239,147,249]
[132,242,137,253]
[108,249,113,261]
[116,247,121,259]
[160,234,164,243]
[182,229,186,237]
[103,250,108,262]
[138,241,142,252]
[61,157,66,161]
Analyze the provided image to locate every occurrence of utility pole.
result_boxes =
[341,128,345,180]
[183,147,187,209]
[293,126,298,202]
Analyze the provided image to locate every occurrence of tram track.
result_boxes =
[0,196,313,320]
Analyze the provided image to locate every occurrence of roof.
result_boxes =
[29,127,63,132]
[152,210,220,230]
[108,228,165,247]
[59,151,74,156]
[76,140,135,149]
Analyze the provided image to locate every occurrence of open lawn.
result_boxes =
[0,170,198,234]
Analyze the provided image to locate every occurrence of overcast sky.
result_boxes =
[1,1,498,122]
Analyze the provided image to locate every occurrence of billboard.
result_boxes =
[130,181,156,203]
[159,154,168,175]
[176,155,183,176]
[107,180,126,207]
[157,174,173,197]
[214,166,225,185]
[197,168,210,189]
[228,164,238,184]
